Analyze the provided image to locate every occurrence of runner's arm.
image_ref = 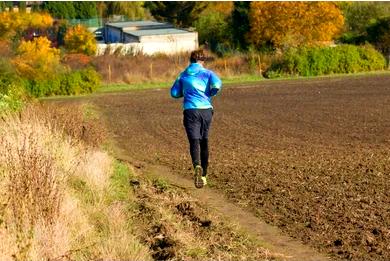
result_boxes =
[170,75,183,98]
[209,71,222,96]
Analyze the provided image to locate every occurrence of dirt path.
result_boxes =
[113,145,331,261]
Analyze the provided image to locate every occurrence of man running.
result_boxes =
[170,49,222,188]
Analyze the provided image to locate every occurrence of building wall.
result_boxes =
[98,32,198,56]
[138,33,198,55]
[105,26,122,43]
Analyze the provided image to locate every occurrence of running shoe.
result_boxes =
[194,165,203,188]
[201,176,207,186]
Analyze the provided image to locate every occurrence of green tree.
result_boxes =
[42,2,76,19]
[145,1,207,27]
[104,2,150,20]
[342,2,390,35]
[19,2,26,13]
[232,1,251,50]
[194,2,233,54]
[31,2,41,12]
[367,17,390,61]
[0,2,5,12]
[74,2,98,19]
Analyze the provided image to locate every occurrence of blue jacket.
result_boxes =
[170,63,222,110]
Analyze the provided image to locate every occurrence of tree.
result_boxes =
[73,2,98,19]
[367,17,390,61]
[145,1,207,27]
[104,2,150,20]
[64,24,97,56]
[342,2,390,35]
[248,2,344,49]
[19,2,26,13]
[0,2,5,12]
[194,2,233,53]
[0,12,53,40]
[42,1,76,19]
[12,37,61,80]
[232,1,251,50]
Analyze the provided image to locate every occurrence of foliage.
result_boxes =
[231,2,251,50]
[367,17,390,56]
[341,2,390,35]
[73,2,98,19]
[41,1,76,19]
[248,2,344,49]
[267,44,386,78]
[0,12,53,40]
[62,53,92,70]
[103,2,150,20]
[24,68,101,97]
[194,10,231,54]
[12,37,62,81]
[64,24,97,56]
[145,1,207,27]
[42,2,98,19]
[0,59,26,113]
[18,1,26,13]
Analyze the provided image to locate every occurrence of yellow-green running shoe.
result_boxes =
[194,165,204,188]
[201,176,207,186]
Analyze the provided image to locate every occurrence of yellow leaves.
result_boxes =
[12,37,61,80]
[64,25,97,56]
[248,2,345,49]
[0,12,53,39]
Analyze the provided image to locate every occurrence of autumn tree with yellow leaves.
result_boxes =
[0,12,53,40]
[64,24,97,56]
[248,2,344,49]
[12,37,62,80]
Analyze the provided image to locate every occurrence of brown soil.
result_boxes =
[56,74,390,260]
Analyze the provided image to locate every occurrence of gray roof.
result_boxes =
[106,21,171,29]
[124,28,192,37]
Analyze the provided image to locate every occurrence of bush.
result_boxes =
[25,68,101,97]
[60,67,101,95]
[0,58,27,113]
[64,24,97,55]
[267,44,386,77]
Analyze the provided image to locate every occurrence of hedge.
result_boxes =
[24,67,101,97]
[266,44,386,78]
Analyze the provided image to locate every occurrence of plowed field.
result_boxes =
[94,75,390,260]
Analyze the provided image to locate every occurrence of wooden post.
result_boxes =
[108,64,112,84]
[150,63,153,79]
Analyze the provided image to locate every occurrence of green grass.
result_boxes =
[107,160,134,203]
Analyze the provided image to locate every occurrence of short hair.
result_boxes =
[190,49,206,63]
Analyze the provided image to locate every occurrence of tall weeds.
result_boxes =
[0,109,78,260]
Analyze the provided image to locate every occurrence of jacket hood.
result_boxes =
[184,63,203,76]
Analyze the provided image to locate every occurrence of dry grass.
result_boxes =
[0,106,150,261]
[0,108,79,260]
[92,52,278,84]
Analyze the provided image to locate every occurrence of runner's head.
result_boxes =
[190,49,206,63]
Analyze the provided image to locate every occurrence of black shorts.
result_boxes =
[183,108,213,140]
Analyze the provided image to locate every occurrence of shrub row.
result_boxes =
[266,44,386,78]
[24,67,101,97]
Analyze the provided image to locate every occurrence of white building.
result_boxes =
[100,21,198,56]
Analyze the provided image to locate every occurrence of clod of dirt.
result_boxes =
[130,179,140,188]
[334,239,343,246]
[176,201,212,228]
[148,224,176,260]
